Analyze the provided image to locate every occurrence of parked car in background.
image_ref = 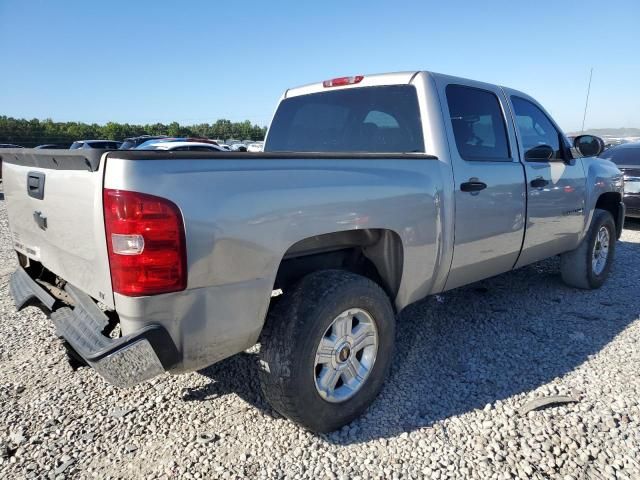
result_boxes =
[247,142,264,152]
[35,144,69,149]
[2,71,623,433]
[135,137,219,149]
[119,135,169,150]
[136,138,178,149]
[602,137,633,150]
[225,139,248,151]
[229,142,247,152]
[600,142,640,218]
[70,140,122,150]
[141,141,224,151]
[183,137,220,145]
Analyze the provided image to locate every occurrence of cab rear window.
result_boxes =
[265,85,424,153]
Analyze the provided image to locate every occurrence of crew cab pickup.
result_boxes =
[1,71,625,432]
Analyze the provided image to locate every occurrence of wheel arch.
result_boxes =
[595,191,624,238]
[272,228,404,302]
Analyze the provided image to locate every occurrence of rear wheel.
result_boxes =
[560,208,616,289]
[258,270,395,432]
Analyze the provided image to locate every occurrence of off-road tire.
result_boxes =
[258,270,395,432]
[560,208,616,289]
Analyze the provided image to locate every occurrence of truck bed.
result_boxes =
[1,148,446,375]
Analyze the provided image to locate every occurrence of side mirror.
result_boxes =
[573,134,604,157]
[524,144,554,162]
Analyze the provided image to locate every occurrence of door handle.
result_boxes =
[460,181,487,192]
[33,211,47,230]
[530,177,549,188]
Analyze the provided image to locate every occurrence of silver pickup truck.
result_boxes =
[1,71,625,432]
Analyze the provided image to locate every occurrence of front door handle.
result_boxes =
[530,177,549,188]
[460,181,487,192]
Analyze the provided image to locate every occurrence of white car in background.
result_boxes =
[70,140,122,150]
[247,142,264,152]
[142,141,224,152]
[229,142,247,152]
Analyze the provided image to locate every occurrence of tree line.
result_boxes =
[0,116,268,147]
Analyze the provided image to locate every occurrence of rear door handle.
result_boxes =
[530,177,549,188]
[460,181,487,192]
[33,211,48,230]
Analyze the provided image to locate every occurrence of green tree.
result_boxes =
[0,116,267,147]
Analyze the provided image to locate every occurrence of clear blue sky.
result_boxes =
[1,0,638,132]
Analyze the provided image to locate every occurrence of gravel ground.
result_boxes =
[1,189,639,480]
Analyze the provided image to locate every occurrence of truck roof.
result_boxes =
[284,70,529,100]
[284,71,420,98]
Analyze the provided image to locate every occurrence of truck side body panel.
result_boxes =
[104,155,445,372]
[581,156,625,228]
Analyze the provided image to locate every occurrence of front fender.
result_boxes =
[581,157,624,238]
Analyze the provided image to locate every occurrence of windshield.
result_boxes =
[265,85,424,153]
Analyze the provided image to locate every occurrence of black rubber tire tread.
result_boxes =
[560,208,616,289]
[258,269,395,433]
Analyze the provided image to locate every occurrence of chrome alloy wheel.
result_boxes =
[314,308,378,403]
[592,225,610,275]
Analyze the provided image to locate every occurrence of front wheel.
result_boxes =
[560,208,616,289]
[258,270,395,433]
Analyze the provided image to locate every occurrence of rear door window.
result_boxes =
[445,84,511,161]
[265,85,424,153]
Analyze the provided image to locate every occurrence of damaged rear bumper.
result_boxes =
[9,267,179,387]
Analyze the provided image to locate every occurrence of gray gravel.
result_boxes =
[1,189,639,479]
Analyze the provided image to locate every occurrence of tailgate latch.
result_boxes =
[33,211,48,230]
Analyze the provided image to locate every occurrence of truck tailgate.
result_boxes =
[1,150,114,308]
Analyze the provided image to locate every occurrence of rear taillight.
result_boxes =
[103,189,187,296]
[322,75,364,88]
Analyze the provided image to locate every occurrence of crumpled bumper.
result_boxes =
[9,267,179,387]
